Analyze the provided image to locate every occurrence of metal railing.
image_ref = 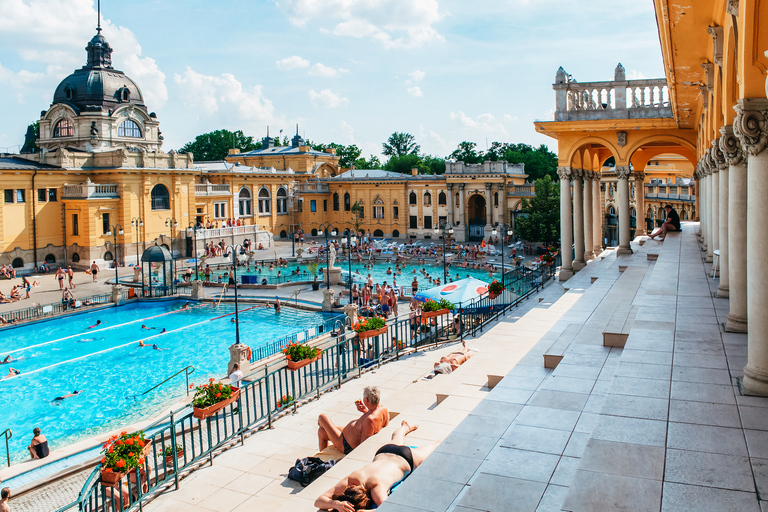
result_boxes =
[140,366,196,398]
[2,429,11,468]
[249,316,342,363]
[0,292,120,325]
[56,265,554,512]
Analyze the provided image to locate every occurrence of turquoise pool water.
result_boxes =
[0,300,336,464]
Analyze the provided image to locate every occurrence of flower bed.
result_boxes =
[283,342,323,371]
[421,299,454,318]
[354,316,388,340]
[191,379,239,420]
[100,431,150,486]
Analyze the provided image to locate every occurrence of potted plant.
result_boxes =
[421,299,454,319]
[488,280,505,299]
[307,262,320,290]
[276,394,294,408]
[100,431,150,486]
[191,378,239,420]
[283,342,323,370]
[354,316,388,340]
[163,444,184,466]
[542,253,555,266]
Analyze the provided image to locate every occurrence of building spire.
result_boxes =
[97,0,101,33]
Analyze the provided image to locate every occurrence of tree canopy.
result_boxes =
[514,177,560,245]
[178,129,258,161]
[21,122,39,154]
[447,141,558,182]
[382,132,420,157]
[310,142,362,168]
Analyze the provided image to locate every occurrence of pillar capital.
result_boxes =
[485,182,492,191]
[446,182,454,191]
[571,168,584,179]
[734,98,768,156]
[458,183,465,190]
[711,138,728,170]
[633,171,646,181]
[556,166,571,180]
[615,165,631,180]
[719,125,744,166]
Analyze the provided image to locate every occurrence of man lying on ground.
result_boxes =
[315,421,436,511]
[318,386,388,455]
[426,343,476,378]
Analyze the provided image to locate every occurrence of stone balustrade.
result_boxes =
[194,183,231,196]
[62,181,119,199]
[294,182,329,193]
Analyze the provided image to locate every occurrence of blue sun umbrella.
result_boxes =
[413,277,490,306]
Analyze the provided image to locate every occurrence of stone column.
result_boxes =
[721,126,747,331]
[700,170,708,250]
[558,167,574,280]
[583,172,594,261]
[457,183,465,230]
[485,183,493,229]
[572,169,586,271]
[708,150,719,269]
[616,166,633,255]
[695,169,702,234]
[737,98,768,395]
[713,138,729,296]
[634,172,646,236]
[446,183,455,227]
[593,173,602,254]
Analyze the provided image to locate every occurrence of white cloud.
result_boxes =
[407,86,423,97]
[308,88,349,108]
[408,70,426,82]
[275,0,445,49]
[449,111,509,137]
[627,69,648,80]
[309,63,348,77]
[173,67,280,126]
[276,55,310,70]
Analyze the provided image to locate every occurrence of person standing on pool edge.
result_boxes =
[27,427,49,459]
[90,261,99,282]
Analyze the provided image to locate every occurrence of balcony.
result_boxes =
[508,185,535,197]
[62,180,119,199]
[195,183,231,196]
[294,182,329,194]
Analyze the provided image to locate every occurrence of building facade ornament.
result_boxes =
[726,0,739,16]
[633,171,645,181]
[617,131,627,147]
[458,183,465,190]
[707,26,724,67]
[615,166,631,180]
[734,98,768,156]
[711,137,727,170]
[571,168,584,179]
[556,166,571,180]
[719,125,744,166]
[705,149,718,174]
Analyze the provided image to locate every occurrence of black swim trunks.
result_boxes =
[342,435,354,455]
[375,444,414,471]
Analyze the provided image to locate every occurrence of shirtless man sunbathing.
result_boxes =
[427,344,475,378]
[318,386,388,455]
[315,421,436,511]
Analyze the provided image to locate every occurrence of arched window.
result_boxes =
[455,193,460,207]
[53,119,74,138]
[392,229,400,238]
[373,229,384,237]
[344,192,351,211]
[104,251,113,261]
[409,192,417,205]
[607,205,616,215]
[11,257,23,268]
[494,192,499,207]
[658,207,666,220]
[438,192,447,205]
[150,184,170,210]
[239,187,252,216]
[44,254,56,264]
[280,230,287,238]
[311,228,318,236]
[276,187,287,213]
[630,207,636,217]
[258,187,271,213]
[423,192,431,206]
[72,253,80,263]
[118,120,142,138]
[333,192,340,211]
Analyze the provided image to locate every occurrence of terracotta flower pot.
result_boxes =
[100,468,127,486]
[422,308,449,319]
[165,449,184,467]
[193,388,240,420]
[545,261,553,266]
[489,290,502,299]
[286,353,321,371]
[357,326,388,340]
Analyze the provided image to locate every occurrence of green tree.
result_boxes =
[309,142,361,168]
[178,129,258,161]
[354,155,382,169]
[383,154,423,174]
[420,155,446,175]
[449,141,483,164]
[21,122,39,154]
[514,177,560,245]
[501,143,558,182]
[382,132,420,157]
[351,201,363,231]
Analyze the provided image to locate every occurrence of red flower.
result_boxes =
[138,457,145,465]
[189,384,194,389]
[116,460,126,468]
[137,440,145,447]
[103,468,113,473]
[109,446,114,453]
[101,458,106,464]
[216,393,221,398]
[125,438,134,446]
[129,452,135,457]
[209,378,215,383]
[120,431,128,436]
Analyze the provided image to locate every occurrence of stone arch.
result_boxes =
[392,229,400,238]
[11,257,23,268]
[312,162,338,178]
[624,135,697,167]
[373,229,384,237]
[565,138,620,168]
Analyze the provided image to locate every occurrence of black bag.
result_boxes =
[288,457,336,486]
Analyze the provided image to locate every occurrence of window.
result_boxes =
[323,200,328,212]
[344,192,351,211]
[53,119,74,137]
[438,192,447,205]
[333,193,340,211]
[373,206,384,219]
[72,253,80,263]
[38,189,47,202]
[11,258,23,268]
[373,229,384,237]
[358,206,364,219]
[102,213,110,234]
[409,192,417,205]
[16,190,25,203]
[104,251,113,261]
[258,187,271,213]
[298,199,303,212]
[310,200,317,212]
[439,216,447,227]
[424,192,431,206]
[424,216,433,229]
[393,206,399,219]
[214,202,227,219]
[4,190,13,203]
[393,229,400,237]
[238,187,252,216]
[455,192,460,207]
[72,214,79,236]
[150,184,170,210]
[45,254,56,264]
[280,230,287,238]
[494,192,499,207]
[48,189,57,202]
[276,187,287,213]
[118,120,142,138]
[410,215,418,229]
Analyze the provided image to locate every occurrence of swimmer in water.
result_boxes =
[181,302,191,310]
[141,325,157,330]
[160,328,167,333]
[4,368,20,379]
[139,340,147,347]
[54,390,81,402]
[152,344,168,351]
[86,320,102,329]
[274,296,281,313]
[1,355,11,364]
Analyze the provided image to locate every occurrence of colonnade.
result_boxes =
[558,167,605,280]
[697,98,768,396]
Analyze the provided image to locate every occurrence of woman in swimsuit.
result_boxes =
[315,421,436,511]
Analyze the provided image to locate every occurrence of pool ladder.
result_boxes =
[288,289,301,307]
[1,428,11,467]
[138,365,196,398]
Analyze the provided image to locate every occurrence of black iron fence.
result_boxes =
[0,292,119,325]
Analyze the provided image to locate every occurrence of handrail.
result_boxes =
[288,289,300,307]
[1,428,11,467]
[216,284,228,307]
[140,365,195,397]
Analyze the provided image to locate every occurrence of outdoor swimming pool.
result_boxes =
[0,300,336,464]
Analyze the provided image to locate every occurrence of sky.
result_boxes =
[0,0,665,160]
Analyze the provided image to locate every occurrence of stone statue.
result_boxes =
[329,244,337,269]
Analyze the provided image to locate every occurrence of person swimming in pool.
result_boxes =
[274,296,281,313]
[141,324,157,330]
[152,344,168,351]
[86,320,101,329]
[54,390,81,402]
[3,368,20,379]
[181,302,191,310]
[1,355,11,364]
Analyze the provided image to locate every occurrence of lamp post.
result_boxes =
[225,243,243,345]
[131,217,143,266]
[105,224,124,285]
[342,233,358,303]
[317,223,338,289]
[434,222,454,283]
[187,223,199,280]
[492,224,513,287]
[165,217,178,283]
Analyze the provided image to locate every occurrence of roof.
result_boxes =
[141,244,173,263]
[238,146,331,157]
[0,155,61,171]
[334,169,403,179]
[194,161,297,174]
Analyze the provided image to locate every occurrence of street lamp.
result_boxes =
[105,224,124,285]
[434,222,454,283]
[130,217,144,266]
[492,224,514,287]
[225,243,243,344]
[342,233,358,303]
[187,223,199,280]
[317,223,338,289]
[165,217,178,283]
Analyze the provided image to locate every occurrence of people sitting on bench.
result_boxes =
[317,386,388,455]
[315,421,436,511]
[426,344,475,378]
[648,204,681,241]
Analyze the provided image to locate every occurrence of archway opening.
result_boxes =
[466,194,487,241]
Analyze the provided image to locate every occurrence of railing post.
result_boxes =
[169,411,180,490]
[265,367,273,429]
